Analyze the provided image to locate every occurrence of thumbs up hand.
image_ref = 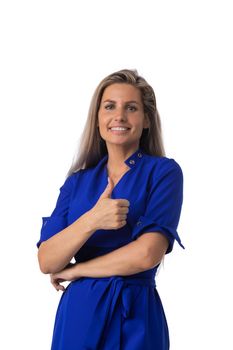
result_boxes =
[88,176,130,230]
[98,176,115,200]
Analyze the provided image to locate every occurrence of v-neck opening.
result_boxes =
[104,164,135,193]
[102,147,144,193]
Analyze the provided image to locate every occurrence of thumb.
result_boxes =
[99,176,114,199]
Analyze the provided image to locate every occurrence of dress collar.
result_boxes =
[101,147,144,169]
[124,147,144,168]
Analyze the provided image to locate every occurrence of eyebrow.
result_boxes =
[103,99,140,104]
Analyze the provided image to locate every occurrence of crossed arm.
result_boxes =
[66,232,169,279]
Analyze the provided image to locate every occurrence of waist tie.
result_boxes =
[82,275,156,350]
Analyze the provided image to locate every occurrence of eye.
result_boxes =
[127,105,137,111]
[104,104,115,110]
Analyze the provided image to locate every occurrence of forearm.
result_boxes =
[71,240,150,278]
[38,211,95,274]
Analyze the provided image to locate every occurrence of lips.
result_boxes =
[108,128,131,135]
[108,127,131,129]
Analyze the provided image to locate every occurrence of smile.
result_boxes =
[108,127,130,134]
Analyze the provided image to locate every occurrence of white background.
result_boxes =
[1,1,232,349]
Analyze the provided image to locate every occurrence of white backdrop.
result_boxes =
[1,1,232,349]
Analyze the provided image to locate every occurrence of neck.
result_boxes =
[106,144,139,176]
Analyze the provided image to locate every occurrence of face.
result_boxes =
[97,83,149,149]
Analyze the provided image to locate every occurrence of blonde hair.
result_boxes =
[65,68,166,178]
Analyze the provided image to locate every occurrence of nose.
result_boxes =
[114,106,127,121]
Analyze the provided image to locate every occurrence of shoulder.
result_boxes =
[59,170,82,191]
[144,153,182,171]
[143,154,183,184]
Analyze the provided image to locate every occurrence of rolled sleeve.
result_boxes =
[36,173,76,249]
[131,158,185,254]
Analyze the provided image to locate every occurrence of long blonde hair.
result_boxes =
[65,68,166,178]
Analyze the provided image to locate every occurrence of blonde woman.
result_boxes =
[37,69,185,350]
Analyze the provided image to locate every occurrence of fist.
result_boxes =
[90,176,130,230]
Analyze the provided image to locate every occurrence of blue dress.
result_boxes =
[36,147,185,350]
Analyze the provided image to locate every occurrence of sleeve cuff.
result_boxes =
[36,216,67,248]
[131,215,185,254]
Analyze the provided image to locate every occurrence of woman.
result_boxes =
[36,68,185,350]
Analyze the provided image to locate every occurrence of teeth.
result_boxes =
[110,127,129,131]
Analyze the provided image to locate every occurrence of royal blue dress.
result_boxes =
[36,147,185,350]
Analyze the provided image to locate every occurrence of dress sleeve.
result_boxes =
[36,173,76,249]
[131,158,185,254]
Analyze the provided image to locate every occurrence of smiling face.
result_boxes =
[97,83,149,149]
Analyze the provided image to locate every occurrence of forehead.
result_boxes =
[101,83,142,102]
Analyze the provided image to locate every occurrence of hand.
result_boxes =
[50,263,81,292]
[89,176,130,231]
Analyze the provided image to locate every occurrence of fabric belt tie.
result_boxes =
[82,275,156,350]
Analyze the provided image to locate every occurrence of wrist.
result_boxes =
[82,209,99,232]
[71,262,84,280]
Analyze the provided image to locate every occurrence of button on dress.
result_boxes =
[36,147,185,350]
